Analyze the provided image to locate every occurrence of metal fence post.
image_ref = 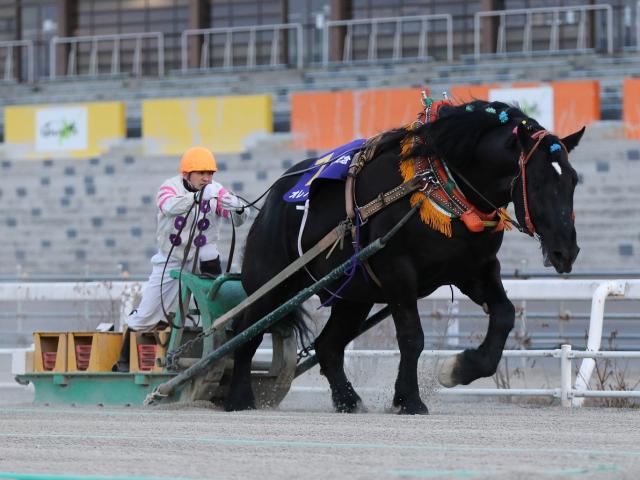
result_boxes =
[560,344,572,407]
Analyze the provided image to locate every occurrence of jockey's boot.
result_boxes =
[200,256,222,277]
[112,328,131,373]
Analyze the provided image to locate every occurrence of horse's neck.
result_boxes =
[453,165,513,214]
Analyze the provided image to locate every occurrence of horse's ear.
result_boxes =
[561,126,586,153]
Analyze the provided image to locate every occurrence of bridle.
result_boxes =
[510,128,568,237]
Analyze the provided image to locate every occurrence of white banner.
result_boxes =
[35,106,88,152]
[489,86,554,131]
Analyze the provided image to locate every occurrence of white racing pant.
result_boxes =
[126,252,195,331]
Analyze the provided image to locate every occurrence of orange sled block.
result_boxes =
[67,332,122,372]
[33,333,68,372]
[129,330,170,373]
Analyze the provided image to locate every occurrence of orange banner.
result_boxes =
[291,88,424,150]
[449,84,495,103]
[291,91,354,150]
[624,78,640,139]
[552,80,600,138]
[451,81,599,137]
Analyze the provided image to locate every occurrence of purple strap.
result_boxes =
[320,212,365,308]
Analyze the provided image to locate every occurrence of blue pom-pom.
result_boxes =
[485,107,496,114]
[498,111,509,123]
[550,143,561,153]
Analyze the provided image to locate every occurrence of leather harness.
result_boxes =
[344,134,432,288]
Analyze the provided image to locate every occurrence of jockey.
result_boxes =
[124,146,248,333]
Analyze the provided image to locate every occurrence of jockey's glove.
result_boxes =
[202,184,222,201]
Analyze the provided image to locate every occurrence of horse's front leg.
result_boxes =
[438,260,515,387]
[390,300,428,415]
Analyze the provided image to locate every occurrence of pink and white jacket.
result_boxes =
[155,175,248,262]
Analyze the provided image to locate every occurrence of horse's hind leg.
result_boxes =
[314,299,372,413]
[224,307,264,411]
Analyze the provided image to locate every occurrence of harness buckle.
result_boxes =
[417,170,438,192]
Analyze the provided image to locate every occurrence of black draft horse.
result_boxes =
[227,100,584,414]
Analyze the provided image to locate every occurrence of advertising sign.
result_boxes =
[35,106,88,151]
[489,86,554,131]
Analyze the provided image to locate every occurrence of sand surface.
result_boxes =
[0,396,639,480]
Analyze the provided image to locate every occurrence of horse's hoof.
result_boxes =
[332,382,366,413]
[438,354,461,388]
[335,399,367,413]
[224,401,256,412]
[393,395,429,415]
[333,394,366,413]
[397,402,429,415]
[224,394,256,412]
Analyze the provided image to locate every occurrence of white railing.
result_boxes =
[293,345,640,407]
[49,32,164,79]
[322,14,453,66]
[0,40,34,83]
[1,279,639,405]
[0,348,32,377]
[0,281,144,330]
[181,23,303,72]
[474,4,614,59]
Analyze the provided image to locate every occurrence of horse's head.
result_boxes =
[400,100,584,273]
[511,122,585,273]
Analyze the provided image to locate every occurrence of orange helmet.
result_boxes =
[179,146,218,173]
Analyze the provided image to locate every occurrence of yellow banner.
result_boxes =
[142,95,272,155]
[4,102,125,159]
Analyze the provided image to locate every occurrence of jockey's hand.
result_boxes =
[202,184,222,201]
[220,191,244,210]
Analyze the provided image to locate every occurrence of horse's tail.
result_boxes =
[281,306,313,353]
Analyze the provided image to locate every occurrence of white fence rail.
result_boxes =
[474,3,614,59]
[181,23,303,72]
[322,14,453,66]
[0,40,34,83]
[1,279,639,405]
[323,346,640,407]
[50,32,164,79]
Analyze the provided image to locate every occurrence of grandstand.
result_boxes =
[0,0,639,278]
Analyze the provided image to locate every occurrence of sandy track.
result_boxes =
[0,397,639,480]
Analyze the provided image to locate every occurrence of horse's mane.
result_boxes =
[374,100,540,169]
